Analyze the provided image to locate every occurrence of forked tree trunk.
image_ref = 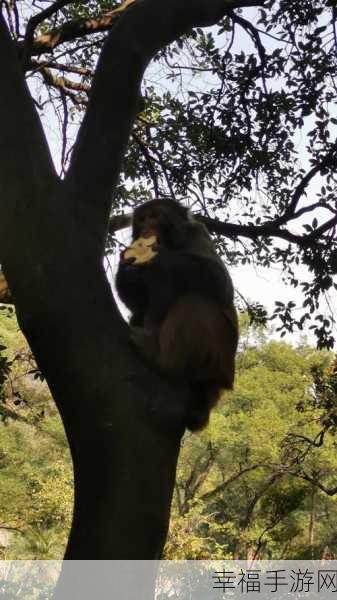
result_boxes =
[0,0,265,565]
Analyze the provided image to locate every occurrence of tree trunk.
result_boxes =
[0,0,265,565]
[308,485,316,555]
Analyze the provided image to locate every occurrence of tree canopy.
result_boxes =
[3,0,336,346]
[2,311,337,561]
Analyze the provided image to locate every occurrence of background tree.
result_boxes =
[166,332,337,561]
[0,309,72,559]
[3,312,337,561]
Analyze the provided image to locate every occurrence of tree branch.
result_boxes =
[22,0,75,67]
[30,58,93,77]
[230,12,268,94]
[132,132,160,197]
[201,214,306,245]
[307,215,337,240]
[18,0,266,60]
[39,65,90,94]
[18,0,136,61]
[201,464,265,501]
[184,443,218,503]
[0,13,56,251]
[290,471,337,497]
[108,205,334,250]
[286,430,326,449]
[277,145,337,225]
[64,0,268,231]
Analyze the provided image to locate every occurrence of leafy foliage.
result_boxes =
[5,0,336,345]
[2,311,337,559]
[0,311,72,559]
[165,331,337,559]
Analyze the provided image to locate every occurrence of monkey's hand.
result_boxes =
[123,236,159,265]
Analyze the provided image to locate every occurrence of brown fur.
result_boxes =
[159,294,237,388]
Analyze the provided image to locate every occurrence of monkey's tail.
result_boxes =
[186,381,221,431]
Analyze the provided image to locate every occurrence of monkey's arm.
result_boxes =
[178,220,235,305]
[142,248,234,329]
[115,261,147,323]
[150,219,235,304]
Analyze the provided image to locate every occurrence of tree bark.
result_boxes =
[308,485,316,554]
[0,0,265,565]
[0,271,11,304]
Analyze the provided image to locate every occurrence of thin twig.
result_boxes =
[132,132,160,197]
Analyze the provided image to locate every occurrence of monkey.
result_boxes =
[116,199,238,431]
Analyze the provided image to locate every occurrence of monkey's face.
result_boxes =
[133,200,188,241]
[135,208,160,238]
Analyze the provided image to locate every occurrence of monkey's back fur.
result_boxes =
[159,293,237,388]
